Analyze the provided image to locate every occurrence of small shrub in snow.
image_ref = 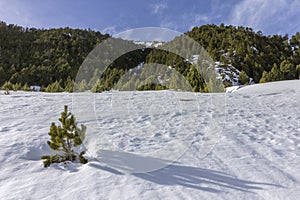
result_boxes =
[2,81,12,95]
[4,89,10,95]
[41,105,88,167]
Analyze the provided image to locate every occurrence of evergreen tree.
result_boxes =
[91,79,104,93]
[296,64,300,79]
[22,83,31,91]
[64,77,74,93]
[74,79,88,92]
[238,70,250,85]
[41,105,88,167]
[46,80,63,92]
[280,60,296,80]
[2,81,11,95]
[1,81,13,90]
[259,71,271,83]
[12,82,22,91]
[269,63,282,81]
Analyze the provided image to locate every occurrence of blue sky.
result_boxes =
[0,0,299,36]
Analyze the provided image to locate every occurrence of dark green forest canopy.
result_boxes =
[186,24,300,83]
[0,21,109,87]
[0,22,299,92]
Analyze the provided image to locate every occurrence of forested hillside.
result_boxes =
[0,22,299,92]
[186,24,300,84]
[0,21,109,89]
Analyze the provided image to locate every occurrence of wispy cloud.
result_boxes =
[229,0,300,35]
[193,14,209,24]
[151,2,168,14]
[159,19,179,31]
[177,0,229,31]
[0,0,39,27]
[101,26,117,35]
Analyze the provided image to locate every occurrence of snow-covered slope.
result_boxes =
[0,80,299,199]
[188,55,252,86]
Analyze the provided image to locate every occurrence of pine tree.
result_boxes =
[74,79,87,92]
[259,71,271,83]
[64,77,74,93]
[2,81,13,90]
[46,80,64,92]
[238,70,250,85]
[297,64,300,79]
[280,60,296,80]
[41,105,88,167]
[269,63,282,81]
[12,82,22,91]
[22,83,31,91]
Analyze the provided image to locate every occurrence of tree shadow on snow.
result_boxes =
[88,161,124,175]
[93,150,283,193]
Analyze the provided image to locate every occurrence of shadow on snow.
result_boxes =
[89,150,283,193]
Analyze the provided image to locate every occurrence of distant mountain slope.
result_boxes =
[0,22,299,92]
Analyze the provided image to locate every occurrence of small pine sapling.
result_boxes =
[41,105,88,167]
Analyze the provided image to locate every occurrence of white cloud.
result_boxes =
[151,2,168,14]
[229,0,300,35]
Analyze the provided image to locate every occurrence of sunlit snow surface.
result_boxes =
[0,80,299,199]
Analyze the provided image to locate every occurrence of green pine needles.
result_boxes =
[41,105,88,167]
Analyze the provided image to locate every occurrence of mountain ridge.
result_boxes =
[0,21,299,92]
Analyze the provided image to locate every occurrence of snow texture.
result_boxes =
[0,80,299,199]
